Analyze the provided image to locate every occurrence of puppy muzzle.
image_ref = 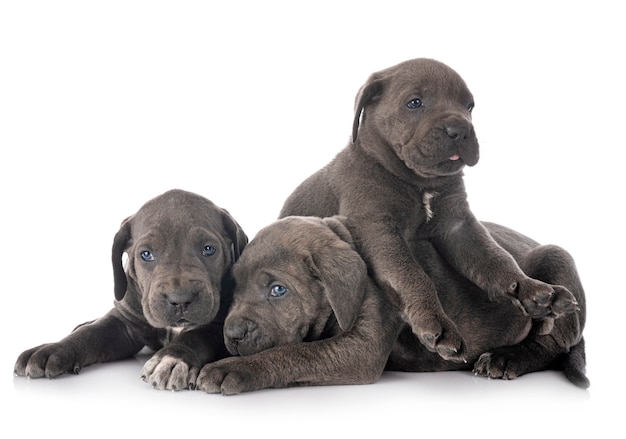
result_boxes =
[144,277,219,328]
[224,316,274,356]
[444,116,479,166]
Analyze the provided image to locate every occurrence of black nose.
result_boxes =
[166,290,198,310]
[445,122,470,141]
[224,318,254,344]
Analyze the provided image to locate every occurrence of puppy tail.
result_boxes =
[561,337,590,389]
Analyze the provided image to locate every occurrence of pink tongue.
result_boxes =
[450,154,460,161]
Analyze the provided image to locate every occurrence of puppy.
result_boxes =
[279,58,578,361]
[14,189,247,390]
[195,216,588,395]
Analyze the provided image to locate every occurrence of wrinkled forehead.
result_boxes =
[386,60,472,99]
[232,239,289,280]
[132,202,224,237]
[232,219,324,280]
[134,223,222,245]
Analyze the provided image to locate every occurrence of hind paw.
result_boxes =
[473,352,519,380]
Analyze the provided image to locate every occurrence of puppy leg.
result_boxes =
[402,276,467,362]
[14,310,147,378]
[141,322,228,391]
[197,293,403,395]
[473,244,588,387]
[518,244,586,324]
[472,336,560,381]
[352,221,467,362]
[196,318,401,395]
[433,218,578,320]
[473,331,589,388]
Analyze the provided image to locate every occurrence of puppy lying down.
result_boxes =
[15,189,247,391]
[194,216,588,395]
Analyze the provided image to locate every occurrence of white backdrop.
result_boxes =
[2,1,623,437]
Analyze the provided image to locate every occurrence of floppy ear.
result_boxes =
[322,215,352,244]
[220,208,248,261]
[111,216,133,301]
[352,74,385,143]
[309,220,368,331]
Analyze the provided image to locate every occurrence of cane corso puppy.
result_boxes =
[14,189,247,390]
[195,216,588,395]
[278,58,578,361]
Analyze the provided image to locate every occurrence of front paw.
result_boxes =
[141,352,199,391]
[405,306,467,363]
[516,278,578,319]
[196,357,269,396]
[14,343,81,378]
[550,285,580,316]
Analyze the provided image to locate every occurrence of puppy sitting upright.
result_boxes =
[14,189,247,390]
[280,58,578,361]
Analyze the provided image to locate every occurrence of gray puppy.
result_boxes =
[14,189,247,390]
[195,216,587,395]
[279,58,577,361]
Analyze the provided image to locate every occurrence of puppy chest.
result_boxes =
[400,191,439,241]
[421,191,437,222]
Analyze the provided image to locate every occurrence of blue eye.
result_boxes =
[202,245,216,257]
[407,98,422,109]
[269,285,288,297]
[140,250,154,262]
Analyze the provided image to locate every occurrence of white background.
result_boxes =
[1,1,623,436]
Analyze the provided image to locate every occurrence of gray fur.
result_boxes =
[278,58,579,361]
[195,216,587,395]
[14,189,247,391]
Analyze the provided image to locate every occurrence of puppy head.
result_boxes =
[223,216,368,356]
[352,58,479,179]
[111,189,248,329]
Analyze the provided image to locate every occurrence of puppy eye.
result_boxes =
[202,245,216,257]
[407,98,422,109]
[467,102,475,113]
[269,285,288,298]
[140,250,154,262]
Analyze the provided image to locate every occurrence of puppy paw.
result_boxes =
[550,285,579,316]
[141,354,197,391]
[406,309,467,363]
[14,343,82,379]
[473,352,519,380]
[516,278,578,320]
[196,357,268,396]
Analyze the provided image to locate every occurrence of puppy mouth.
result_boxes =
[172,318,197,328]
[457,145,480,167]
[422,153,465,176]
[226,339,268,357]
[224,326,277,357]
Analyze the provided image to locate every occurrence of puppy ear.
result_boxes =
[220,208,248,261]
[111,216,133,301]
[309,224,368,331]
[321,216,352,244]
[352,74,384,143]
